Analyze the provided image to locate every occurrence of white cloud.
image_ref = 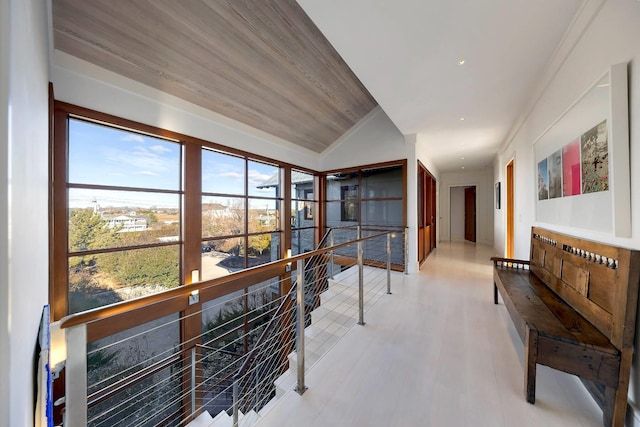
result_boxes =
[219,172,243,179]
[248,170,272,182]
[138,171,158,176]
[121,134,145,143]
[149,144,172,154]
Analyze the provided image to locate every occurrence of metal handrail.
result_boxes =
[231,282,297,386]
[230,229,335,392]
[229,228,395,425]
[61,228,399,427]
[59,229,382,330]
[230,227,339,425]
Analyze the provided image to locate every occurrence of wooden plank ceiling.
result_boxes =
[52,0,378,153]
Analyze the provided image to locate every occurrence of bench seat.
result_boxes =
[492,227,640,427]
[495,267,617,355]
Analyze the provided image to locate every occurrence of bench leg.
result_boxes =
[494,282,498,304]
[524,328,538,404]
[603,349,633,427]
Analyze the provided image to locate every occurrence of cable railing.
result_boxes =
[57,226,406,427]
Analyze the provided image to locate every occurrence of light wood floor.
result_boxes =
[256,242,603,427]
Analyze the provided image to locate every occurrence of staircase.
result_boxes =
[190,265,388,427]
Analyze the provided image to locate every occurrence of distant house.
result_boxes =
[258,171,315,257]
[202,202,234,219]
[104,215,148,232]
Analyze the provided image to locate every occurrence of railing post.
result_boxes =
[329,228,334,280]
[386,233,392,295]
[232,378,239,427]
[357,238,365,326]
[65,324,87,427]
[404,230,409,275]
[295,259,307,395]
[190,346,197,418]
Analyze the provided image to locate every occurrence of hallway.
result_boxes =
[257,242,602,426]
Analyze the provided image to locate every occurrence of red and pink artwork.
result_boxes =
[562,138,581,197]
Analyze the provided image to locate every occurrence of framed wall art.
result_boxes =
[533,62,630,237]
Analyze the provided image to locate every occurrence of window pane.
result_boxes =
[201,238,246,281]
[362,200,403,226]
[248,232,277,265]
[248,198,278,233]
[291,171,315,199]
[291,228,315,255]
[200,289,246,414]
[69,118,180,190]
[87,314,181,426]
[291,199,315,229]
[202,196,245,238]
[326,201,356,227]
[69,245,180,314]
[248,160,279,197]
[202,149,245,195]
[326,172,358,201]
[340,185,359,222]
[68,189,180,252]
[362,165,403,199]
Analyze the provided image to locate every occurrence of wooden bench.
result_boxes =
[492,227,640,427]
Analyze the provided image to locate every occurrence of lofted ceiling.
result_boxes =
[298,0,584,172]
[52,0,377,153]
[53,0,584,173]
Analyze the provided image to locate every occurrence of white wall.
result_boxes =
[0,0,9,423]
[450,187,466,241]
[493,0,640,421]
[440,169,493,245]
[319,107,408,171]
[0,0,51,425]
[52,52,319,171]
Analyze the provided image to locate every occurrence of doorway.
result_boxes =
[418,162,437,265]
[450,186,476,243]
[464,187,476,242]
[506,160,514,257]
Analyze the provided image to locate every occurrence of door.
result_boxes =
[506,160,515,257]
[430,178,437,250]
[464,187,476,242]
[418,162,437,265]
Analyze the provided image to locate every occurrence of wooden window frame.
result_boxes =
[51,101,318,328]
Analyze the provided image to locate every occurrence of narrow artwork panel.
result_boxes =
[581,120,609,193]
[537,158,549,200]
[548,149,562,199]
[562,138,581,196]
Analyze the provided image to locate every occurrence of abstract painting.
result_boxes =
[562,138,581,196]
[548,149,562,199]
[537,158,549,200]
[581,120,608,193]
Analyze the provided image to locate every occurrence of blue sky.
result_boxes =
[69,119,280,209]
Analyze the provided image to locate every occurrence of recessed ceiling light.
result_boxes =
[461,157,465,160]
[461,166,465,170]
[460,117,465,121]
[457,60,466,66]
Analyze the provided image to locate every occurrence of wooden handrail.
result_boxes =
[60,231,391,329]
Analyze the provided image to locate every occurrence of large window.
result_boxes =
[325,163,404,228]
[52,104,316,320]
[65,118,182,314]
[324,162,406,267]
[201,150,282,281]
